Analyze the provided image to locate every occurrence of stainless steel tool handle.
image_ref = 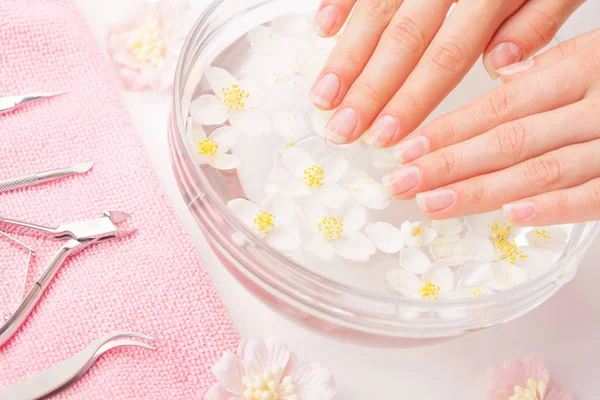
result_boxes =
[0,174,39,193]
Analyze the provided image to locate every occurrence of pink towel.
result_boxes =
[0,1,238,398]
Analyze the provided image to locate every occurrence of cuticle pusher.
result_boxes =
[0,161,94,194]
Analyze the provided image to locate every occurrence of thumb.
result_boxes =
[482,0,585,79]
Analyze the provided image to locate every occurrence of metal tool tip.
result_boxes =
[71,161,94,174]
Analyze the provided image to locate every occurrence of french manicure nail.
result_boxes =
[496,59,535,76]
[484,42,522,80]
[503,201,536,221]
[363,115,398,147]
[314,5,337,37]
[416,189,456,212]
[324,108,358,144]
[382,166,421,196]
[392,136,429,164]
[311,73,341,108]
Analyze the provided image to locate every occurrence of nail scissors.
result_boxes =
[0,93,66,114]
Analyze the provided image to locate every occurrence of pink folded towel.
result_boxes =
[0,1,238,398]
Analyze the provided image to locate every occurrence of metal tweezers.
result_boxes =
[0,93,65,114]
[0,212,136,348]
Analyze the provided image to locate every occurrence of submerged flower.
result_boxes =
[272,112,311,147]
[386,263,454,299]
[190,67,272,135]
[227,195,300,253]
[302,202,375,262]
[187,119,239,170]
[342,173,392,210]
[366,220,438,253]
[273,147,349,209]
[526,226,567,253]
[206,337,335,400]
[485,358,574,400]
[107,0,195,91]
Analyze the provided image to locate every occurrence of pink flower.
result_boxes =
[485,358,576,400]
[107,0,197,91]
[205,337,335,400]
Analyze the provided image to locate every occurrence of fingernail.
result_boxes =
[416,189,456,212]
[382,166,421,196]
[311,73,341,108]
[324,108,358,144]
[363,115,398,148]
[503,201,536,221]
[496,59,535,76]
[483,42,522,80]
[392,136,429,164]
[314,5,337,37]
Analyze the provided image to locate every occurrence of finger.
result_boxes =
[384,99,598,198]
[323,0,453,144]
[392,53,589,164]
[365,0,525,148]
[503,177,600,226]
[483,0,585,78]
[496,28,600,82]
[415,138,600,219]
[310,0,402,110]
[314,0,358,37]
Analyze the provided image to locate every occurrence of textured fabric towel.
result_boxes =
[0,1,238,398]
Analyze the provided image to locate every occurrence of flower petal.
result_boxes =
[292,364,336,400]
[247,25,285,55]
[186,116,207,143]
[228,198,260,229]
[454,262,494,288]
[266,225,300,253]
[370,149,396,170]
[492,260,529,288]
[189,94,229,126]
[229,110,272,136]
[429,235,463,266]
[281,147,317,178]
[211,352,252,395]
[335,233,376,262]
[515,246,555,276]
[271,13,311,39]
[261,194,296,226]
[525,226,568,253]
[400,247,432,274]
[347,179,392,210]
[342,207,367,233]
[212,153,240,170]
[431,218,464,235]
[211,126,238,151]
[238,77,265,108]
[310,108,335,136]
[204,383,242,400]
[423,263,454,293]
[365,222,404,254]
[238,337,292,378]
[205,66,238,98]
[386,268,421,296]
[460,236,496,262]
[316,184,349,209]
[273,112,310,142]
[320,156,349,184]
[304,234,336,260]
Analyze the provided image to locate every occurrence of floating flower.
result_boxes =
[454,262,494,290]
[485,358,575,400]
[431,218,464,235]
[107,0,196,91]
[273,147,349,209]
[272,112,311,148]
[206,337,335,400]
[526,226,568,253]
[187,119,239,170]
[310,108,335,136]
[491,260,529,288]
[402,221,438,248]
[429,234,464,266]
[190,67,272,135]
[366,220,438,254]
[342,173,392,210]
[227,195,300,253]
[400,247,432,274]
[386,263,454,299]
[365,222,405,254]
[302,201,375,262]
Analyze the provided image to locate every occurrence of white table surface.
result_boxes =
[77,1,599,398]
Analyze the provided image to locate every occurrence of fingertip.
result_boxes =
[314,4,339,37]
[502,201,537,223]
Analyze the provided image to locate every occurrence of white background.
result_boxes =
[76,1,599,398]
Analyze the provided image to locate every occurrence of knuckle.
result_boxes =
[525,9,558,45]
[435,120,458,147]
[353,80,384,103]
[463,178,488,206]
[555,38,577,59]
[484,85,519,119]
[428,42,468,75]
[589,181,600,211]
[385,16,427,55]
[525,155,563,191]
[332,46,363,69]
[361,0,401,18]
[437,150,457,176]
[490,121,528,158]
[393,90,421,113]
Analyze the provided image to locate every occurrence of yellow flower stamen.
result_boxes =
[318,216,344,240]
[303,165,324,188]
[534,229,551,240]
[412,226,422,237]
[472,288,482,297]
[198,138,218,157]
[127,16,167,68]
[221,84,250,112]
[509,378,546,400]
[418,282,440,300]
[285,139,295,149]
[490,220,528,264]
[253,210,275,233]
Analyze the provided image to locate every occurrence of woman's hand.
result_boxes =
[382,30,600,226]
[310,0,584,147]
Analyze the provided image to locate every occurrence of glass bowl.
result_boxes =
[168,0,600,347]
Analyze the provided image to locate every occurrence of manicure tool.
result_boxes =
[0,332,155,400]
[0,232,36,322]
[0,93,66,115]
[0,161,94,194]
[0,211,136,348]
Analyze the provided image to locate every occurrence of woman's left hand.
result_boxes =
[383,30,600,227]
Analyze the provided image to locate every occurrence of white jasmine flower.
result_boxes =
[399,247,432,274]
[189,67,271,135]
[454,262,494,289]
[271,13,313,40]
[227,194,300,253]
[247,25,289,55]
[187,120,239,170]
[430,218,464,235]
[311,108,335,136]
[386,263,454,299]
[429,234,464,266]
[370,149,397,170]
[525,226,568,253]
[491,260,529,288]
[515,246,555,277]
[273,112,311,147]
[365,222,404,254]
[275,147,349,209]
[342,174,392,210]
[302,202,375,262]
[401,221,438,248]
